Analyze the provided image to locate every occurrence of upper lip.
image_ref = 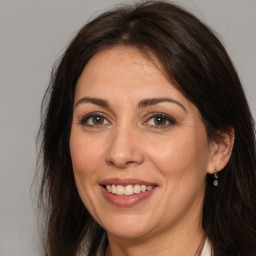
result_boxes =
[100,178,157,186]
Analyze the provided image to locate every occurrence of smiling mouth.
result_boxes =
[100,179,157,206]
[100,178,157,206]
[103,184,155,196]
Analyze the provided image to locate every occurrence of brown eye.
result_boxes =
[146,113,176,129]
[92,116,104,125]
[154,117,167,126]
[80,113,111,127]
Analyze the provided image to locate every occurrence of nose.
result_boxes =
[105,126,144,168]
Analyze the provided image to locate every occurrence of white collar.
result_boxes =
[200,237,212,256]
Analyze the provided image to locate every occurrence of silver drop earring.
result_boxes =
[213,171,218,187]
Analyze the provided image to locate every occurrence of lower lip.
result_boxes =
[100,186,156,207]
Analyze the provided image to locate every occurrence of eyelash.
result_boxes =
[79,112,111,128]
[144,113,176,129]
[78,112,176,129]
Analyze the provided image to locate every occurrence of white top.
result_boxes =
[201,238,212,256]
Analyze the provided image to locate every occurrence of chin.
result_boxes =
[99,213,157,240]
[106,226,153,240]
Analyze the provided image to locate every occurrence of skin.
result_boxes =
[70,47,232,256]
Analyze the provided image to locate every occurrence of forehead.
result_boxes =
[75,47,177,98]
[74,47,201,113]
[80,47,164,81]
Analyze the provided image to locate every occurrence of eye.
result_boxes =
[79,113,111,127]
[145,113,176,129]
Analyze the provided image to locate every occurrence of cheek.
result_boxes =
[69,129,104,214]
[69,129,103,180]
[147,128,210,180]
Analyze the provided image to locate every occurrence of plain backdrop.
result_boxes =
[0,0,255,255]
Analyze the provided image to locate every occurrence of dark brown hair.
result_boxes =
[38,1,256,255]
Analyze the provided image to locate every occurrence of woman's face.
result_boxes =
[70,47,216,240]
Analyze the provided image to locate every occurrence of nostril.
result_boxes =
[106,159,114,166]
[106,159,138,168]
[125,161,137,165]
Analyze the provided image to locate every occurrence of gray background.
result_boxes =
[0,0,255,255]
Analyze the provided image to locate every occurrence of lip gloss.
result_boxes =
[101,178,156,186]
[100,178,157,207]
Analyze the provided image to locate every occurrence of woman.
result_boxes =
[38,1,256,255]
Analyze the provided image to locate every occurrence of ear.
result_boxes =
[207,127,235,174]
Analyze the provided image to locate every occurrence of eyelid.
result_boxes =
[79,112,111,127]
[143,112,176,128]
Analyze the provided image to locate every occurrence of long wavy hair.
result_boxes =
[37,1,256,255]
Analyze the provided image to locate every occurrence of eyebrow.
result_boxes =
[75,97,109,108]
[74,96,186,112]
[138,97,187,112]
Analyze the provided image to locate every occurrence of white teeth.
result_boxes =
[105,184,154,195]
[116,185,125,195]
[111,185,117,194]
[106,185,111,192]
[141,185,146,192]
[124,185,134,195]
[134,184,141,193]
